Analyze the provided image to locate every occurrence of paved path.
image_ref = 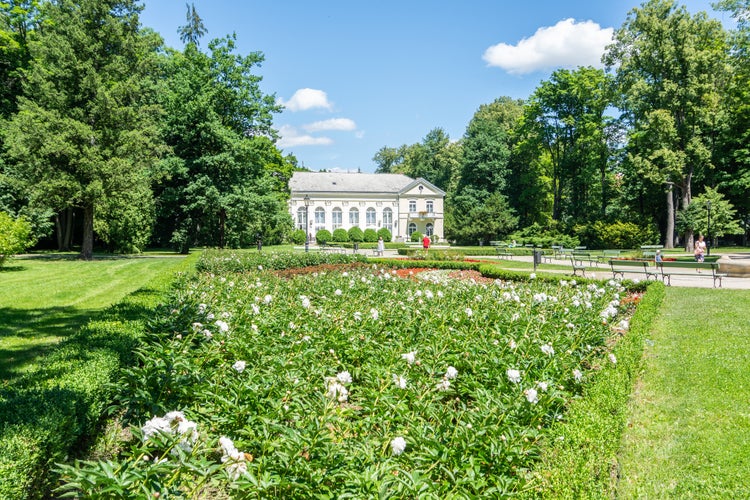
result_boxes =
[370,250,750,290]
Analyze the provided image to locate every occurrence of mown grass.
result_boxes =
[616,287,750,498]
[0,254,188,383]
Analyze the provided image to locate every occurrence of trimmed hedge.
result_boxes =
[521,280,665,498]
[0,253,200,499]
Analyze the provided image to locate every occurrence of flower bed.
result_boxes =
[58,254,636,498]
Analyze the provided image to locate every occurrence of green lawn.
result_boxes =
[616,287,750,498]
[0,253,187,383]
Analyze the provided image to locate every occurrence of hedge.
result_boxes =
[0,253,200,499]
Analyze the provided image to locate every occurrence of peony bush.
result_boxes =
[57,252,634,498]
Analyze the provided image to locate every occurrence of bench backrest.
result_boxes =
[609,259,647,267]
[657,261,718,271]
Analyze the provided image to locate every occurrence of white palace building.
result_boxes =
[289,172,445,242]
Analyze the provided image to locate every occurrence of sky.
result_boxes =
[139,0,731,173]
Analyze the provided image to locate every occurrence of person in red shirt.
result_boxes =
[422,235,431,250]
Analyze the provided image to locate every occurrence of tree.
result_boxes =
[714,0,750,244]
[604,0,729,249]
[445,192,518,245]
[523,68,613,226]
[153,33,286,253]
[178,2,207,46]
[2,0,165,258]
[676,187,742,246]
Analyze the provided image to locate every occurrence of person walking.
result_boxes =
[422,234,431,250]
[694,235,707,263]
[377,236,385,256]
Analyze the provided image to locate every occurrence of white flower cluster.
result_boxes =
[141,411,198,453]
[390,436,407,456]
[325,371,352,403]
[219,436,249,480]
[436,365,458,391]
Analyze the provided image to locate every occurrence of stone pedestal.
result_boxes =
[717,255,750,278]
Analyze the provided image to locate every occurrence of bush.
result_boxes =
[290,229,306,245]
[348,226,364,242]
[363,228,378,242]
[315,229,332,245]
[377,228,392,242]
[0,212,34,267]
[508,223,579,248]
[574,221,657,250]
[410,231,423,243]
[332,228,349,242]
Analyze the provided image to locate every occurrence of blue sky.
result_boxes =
[139,0,729,173]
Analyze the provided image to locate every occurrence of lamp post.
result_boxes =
[304,195,311,252]
[706,200,711,256]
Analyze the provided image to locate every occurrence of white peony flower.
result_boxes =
[232,360,246,373]
[392,374,408,389]
[390,436,407,456]
[524,388,539,404]
[507,369,521,384]
[401,351,417,365]
[445,366,458,379]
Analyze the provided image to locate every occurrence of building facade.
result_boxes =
[288,172,445,241]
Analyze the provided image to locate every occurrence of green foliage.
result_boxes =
[58,252,636,497]
[315,229,332,244]
[195,249,367,273]
[0,253,200,499]
[574,221,655,250]
[347,226,364,242]
[290,229,306,245]
[410,231,423,242]
[331,228,349,242]
[507,223,579,248]
[676,187,743,239]
[0,211,33,265]
[363,228,378,242]
[2,0,165,259]
[152,34,285,253]
[377,227,392,242]
[526,281,665,497]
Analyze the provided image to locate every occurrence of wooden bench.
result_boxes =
[608,259,659,281]
[494,246,513,259]
[572,251,598,267]
[569,255,587,276]
[597,249,622,263]
[656,261,727,288]
[320,245,347,254]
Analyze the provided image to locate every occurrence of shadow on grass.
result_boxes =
[0,306,100,382]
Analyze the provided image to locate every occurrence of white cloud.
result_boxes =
[280,88,333,112]
[483,19,613,75]
[277,125,333,148]
[303,118,357,132]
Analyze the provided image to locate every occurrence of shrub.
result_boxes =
[363,228,378,242]
[290,229,306,245]
[315,229,332,245]
[574,221,656,250]
[0,212,34,267]
[348,226,364,242]
[332,228,349,242]
[410,231,423,243]
[377,228,392,242]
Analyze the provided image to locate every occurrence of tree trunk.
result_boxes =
[55,208,74,251]
[665,185,674,249]
[80,204,94,260]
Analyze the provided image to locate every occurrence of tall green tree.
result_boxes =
[153,33,286,252]
[522,67,613,226]
[714,0,750,244]
[178,2,207,46]
[604,0,729,249]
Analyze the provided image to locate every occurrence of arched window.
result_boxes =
[408,222,417,236]
[349,207,359,226]
[314,207,326,231]
[366,207,377,227]
[332,207,343,229]
[425,223,434,236]
[296,207,307,230]
[382,208,393,231]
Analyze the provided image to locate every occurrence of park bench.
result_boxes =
[640,244,664,259]
[655,261,727,288]
[608,259,659,281]
[320,245,347,254]
[572,251,598,267]
[597,249,622,263]
[551,245,563,259]
[569,255,587,277]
